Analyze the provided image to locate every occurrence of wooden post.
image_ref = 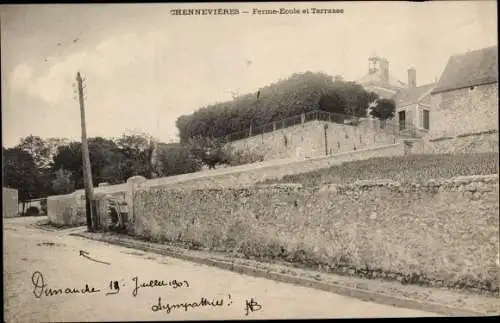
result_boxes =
[324,124,329,156]
[76,72,95,232]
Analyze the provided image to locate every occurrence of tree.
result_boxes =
[52,142,84,189]
[52,136,136,188]
[114,132,155,179]
[51,168,75,195]
[176,72,382,142]
[3,147,43,209]
[152,143,202,177]
[45,137,69,161]
[369,98,396,120]
[18,135,51,169]
[88,137,124,185]
[185,136,232,169]
[115,130,154,153]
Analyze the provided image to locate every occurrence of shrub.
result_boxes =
[228,149,265,166]
[25,206,40,217]
[40,199,47,215]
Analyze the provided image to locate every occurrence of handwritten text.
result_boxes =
[132,276,190,297]
[31,271,100,299]
[151,296,226,314]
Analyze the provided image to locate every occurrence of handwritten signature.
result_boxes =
[245,298,262,316]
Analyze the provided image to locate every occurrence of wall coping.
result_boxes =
[319,174,499,192]
[138,174,499,194]
[47,194,78,201]
[142,143,403,189]
[45,141,404,200]
[427,129,498,143]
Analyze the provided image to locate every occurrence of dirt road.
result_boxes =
[3,216,440,322]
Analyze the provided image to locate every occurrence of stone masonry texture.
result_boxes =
[133,174,500,294]
[228,119,398,161]
[47,143,406,226]
[415,132,499,155]
[429,83,498,138]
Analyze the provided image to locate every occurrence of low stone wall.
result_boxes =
[47,194,86,226]
[45,143,406,226]
[142,143,405,190]
[415,131,499,154]
[133,174,499,294]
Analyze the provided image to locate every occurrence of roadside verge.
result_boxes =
[32,217,86,234]
[67,230,500,317]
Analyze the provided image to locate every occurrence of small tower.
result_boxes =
[368,54,379,74]
[368,54,389,84]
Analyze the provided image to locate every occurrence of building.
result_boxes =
[357,55,407,100]
[358,55,437,138]
[359,46,498,141]
[392,72,435,138]
[429,45,498,138]
[224,48,498,160]
[3,187,19,218]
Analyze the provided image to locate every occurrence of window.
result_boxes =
[398,110,406,130]
[422,109,430,130]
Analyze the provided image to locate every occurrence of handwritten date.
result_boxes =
[31,271,189,298]
[132,276,189,297]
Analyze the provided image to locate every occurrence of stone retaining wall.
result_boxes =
[133,174,499,294]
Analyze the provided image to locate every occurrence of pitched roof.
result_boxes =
[363,85,398,100]
[394,83,435,107]
[431,45,498,94]
[358,70,407,89]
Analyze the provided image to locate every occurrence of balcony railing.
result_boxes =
[212,109,421,143]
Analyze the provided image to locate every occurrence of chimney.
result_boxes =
[379,58,389,84]
[408,68,416,88]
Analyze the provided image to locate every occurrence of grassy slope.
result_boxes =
[261,153,499,186]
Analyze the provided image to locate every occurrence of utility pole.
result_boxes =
[324,123,329,156]
[76,72,95,232]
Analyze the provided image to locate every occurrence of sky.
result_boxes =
[1,1,497,148]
